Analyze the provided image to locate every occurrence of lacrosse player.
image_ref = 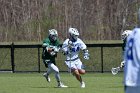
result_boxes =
[62,27,90,88]
[124,8,140,93]
[121,30,132,67]
[42,29,68,88]
[124,28,140,93]
[111,30,132,75]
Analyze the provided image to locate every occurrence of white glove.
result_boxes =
[50,51,56,56]
[53,47,60,52]
[68,40,73,50]
[121,61,125,67]
[83,49,89,60]
[84,53,89,60]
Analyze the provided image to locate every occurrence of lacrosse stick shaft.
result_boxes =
[69,51,72,74]
[68,40,73,74]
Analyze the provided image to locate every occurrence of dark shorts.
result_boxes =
[43,59,56,68]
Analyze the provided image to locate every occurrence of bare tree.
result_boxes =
[0,0,139,42]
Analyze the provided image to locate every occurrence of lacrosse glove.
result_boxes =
[121,61,125,68]
[83,50,90,60]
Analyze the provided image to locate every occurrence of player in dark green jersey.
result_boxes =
[42,29,68,88]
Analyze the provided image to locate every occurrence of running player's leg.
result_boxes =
[75,59,85,88]
[43,60,52,82]
[66,59,85,88]
[49,63,68,87]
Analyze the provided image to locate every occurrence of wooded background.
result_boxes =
[0,0,140,42]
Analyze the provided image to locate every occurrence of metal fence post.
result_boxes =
[11,42,15,73]
[38,47,40,73]
[101,47,104,73]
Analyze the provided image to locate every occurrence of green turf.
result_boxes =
[0,73,124,93]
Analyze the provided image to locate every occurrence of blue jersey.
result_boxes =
[124,28,140,86]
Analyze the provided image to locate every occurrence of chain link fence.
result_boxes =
[0,43,123,73]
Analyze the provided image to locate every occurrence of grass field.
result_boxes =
[0,72,124,93]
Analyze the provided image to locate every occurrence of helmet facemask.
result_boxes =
[49,29,58,42]
[49,34,58,41]
[121,33,127,40]
[70,33,79,41]
[121,30,132,41]
[68,27,79,42]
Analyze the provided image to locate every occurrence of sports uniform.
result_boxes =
[124,27,140,93]
[62,38,88,70]
[62,27,89,88]
[42,29,67,88]
[42,38,60,67]
[121,30,132,68]
[111,30,132,75]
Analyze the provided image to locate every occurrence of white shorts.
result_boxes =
[125,86,140,93]
[65,59,83,70]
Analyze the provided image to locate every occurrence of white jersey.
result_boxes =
[124,28,140,86]
[62,38,87,61]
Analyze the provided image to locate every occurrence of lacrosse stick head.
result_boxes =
[111,67,120,75]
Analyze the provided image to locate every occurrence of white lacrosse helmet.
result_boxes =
[49,29,58,41]
[121,30,132,40]
[49,29,58,36]
[69,27,79,41]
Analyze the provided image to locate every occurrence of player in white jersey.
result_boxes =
[124,28,140,93]
[124,8,140,93]
[111,30,132,75]
[62,27,90,88]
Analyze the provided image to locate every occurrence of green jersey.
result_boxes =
[122,38,127,51]
[42,37,60,62]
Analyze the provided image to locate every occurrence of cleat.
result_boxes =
[43,73,51,82]
[58,82,68,88]
[81,82,85,88]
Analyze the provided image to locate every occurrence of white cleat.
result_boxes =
[43,73,51,82]
[81,82,85,88]
[58,82,68,88]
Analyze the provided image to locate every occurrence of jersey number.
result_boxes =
[126,38,134,60]
[71,47,80,52]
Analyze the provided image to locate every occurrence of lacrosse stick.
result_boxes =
[69,50,72,74]
[111,61,125,75]
[61,40,73,74]
[68,40,73,74]
[111,66,121,75]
